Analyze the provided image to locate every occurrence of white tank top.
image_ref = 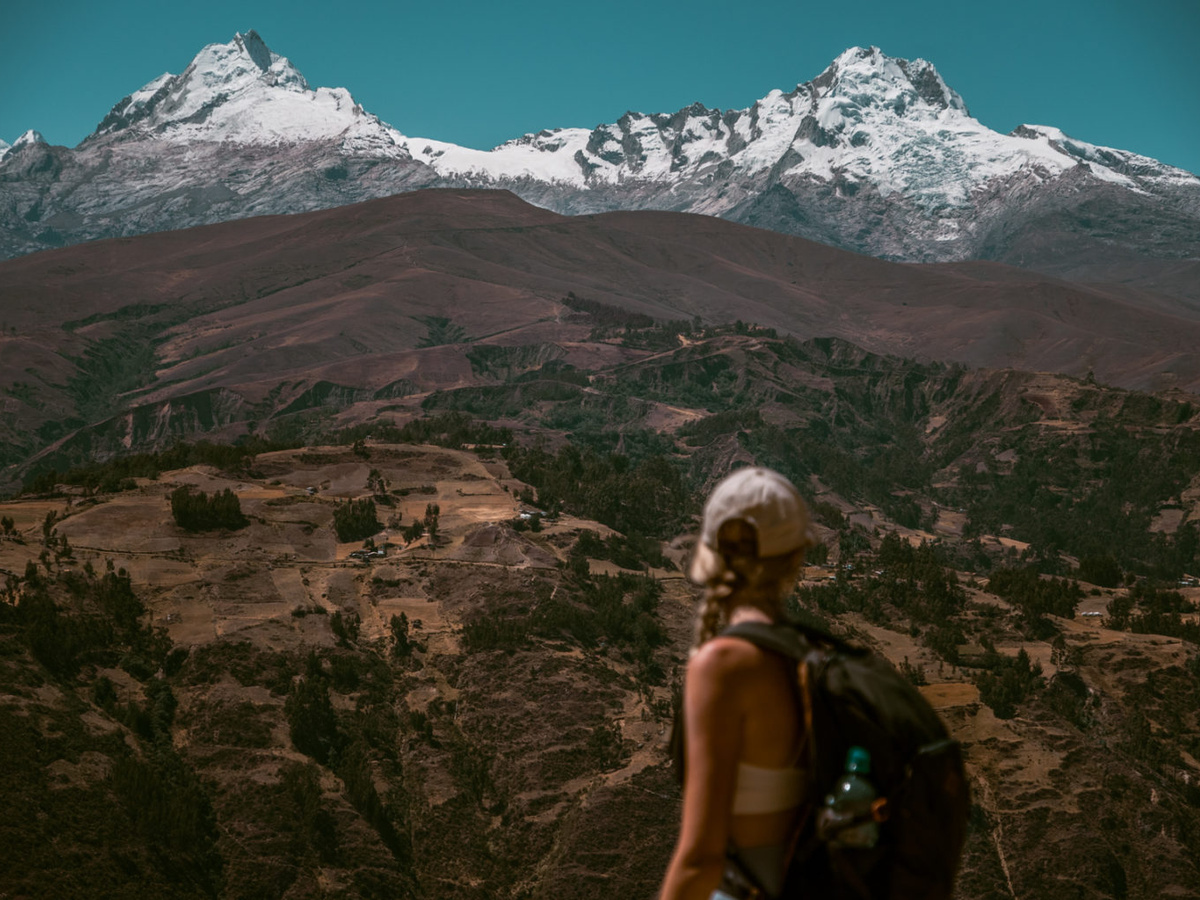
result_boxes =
[731,760,806,815]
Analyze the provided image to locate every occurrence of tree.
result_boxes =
[285,674,343,766]
[424,503,441,546]
[367,468,389,496]
[390,613,413,659]
[402,520,425,545]
[332,499,380,543]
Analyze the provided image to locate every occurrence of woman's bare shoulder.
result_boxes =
[689,635,768,681]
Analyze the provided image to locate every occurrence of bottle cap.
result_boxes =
[846,746,871,774]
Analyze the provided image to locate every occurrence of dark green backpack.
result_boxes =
[676,620,970,900]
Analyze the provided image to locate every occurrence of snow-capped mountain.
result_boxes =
[403,45,1199,270]
[2,34,1197,276]
[412,47,1196,201]
[0,31,436,259]
[92,31,411,156]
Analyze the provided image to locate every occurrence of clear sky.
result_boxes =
[2,0,1197,174]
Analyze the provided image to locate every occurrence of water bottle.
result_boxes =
[818,745,880,849]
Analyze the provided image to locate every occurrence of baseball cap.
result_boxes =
[697,466,815,558]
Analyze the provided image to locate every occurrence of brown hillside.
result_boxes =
[4,189,1200,478]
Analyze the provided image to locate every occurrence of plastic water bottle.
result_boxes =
[819,745,880,849]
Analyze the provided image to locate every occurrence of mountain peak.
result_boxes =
[182,30,309,94]
[233,29,273,72]
[13,129,47,148]
[84,30,411,156]
[92,30,310,138]
[814,46,967,115]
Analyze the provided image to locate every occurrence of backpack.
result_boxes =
[673,619,970,900]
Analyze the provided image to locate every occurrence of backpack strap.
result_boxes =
[722,619,867,660]
[720,621,807,659]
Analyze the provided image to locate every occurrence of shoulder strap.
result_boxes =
[721,621,807,659]
[721,619,865,659]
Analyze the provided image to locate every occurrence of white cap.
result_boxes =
[697,467,815,558]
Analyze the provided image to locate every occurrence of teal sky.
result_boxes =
[2,0,1197,174]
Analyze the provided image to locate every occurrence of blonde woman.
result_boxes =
[661,467,816,900]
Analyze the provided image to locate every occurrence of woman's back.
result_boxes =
[703,632,806,852]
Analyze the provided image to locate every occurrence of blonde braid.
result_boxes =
[691,549,801,651]
[694,566,741,646]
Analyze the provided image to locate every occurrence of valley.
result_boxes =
[3,310,1200,897]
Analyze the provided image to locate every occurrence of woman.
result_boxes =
[661,466,816,900]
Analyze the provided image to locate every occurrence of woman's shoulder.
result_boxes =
[689,634,773,681]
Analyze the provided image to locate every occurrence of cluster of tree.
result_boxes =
[797,536,966,627]
[366,468,389,497]
[400,519,425,545]
[390,612,425,662]
[461,570,667,682]
[389,504,439,546]
[509,513,543,532]
[1107,582,1200,643]
[974,645,1044,719]
[560,291,655,330]
[677,409,766,447]
[0,553,229,895]
[279,762,340,866]
[985,567,1083,636]
[922,623,967,666]
[549,421,677,466]
[4,563,171,681]
[605,346,745,412]
[282,650,410,863]
[332,498,379,543]
[570,529,668,571]
[423,503,440,545]
[170,486,249,532]
[106,724,224,891]
[23,437,282,496]
[330,610,361,646]
[336,412,513,452]
[873,533,969,622]
[1077,553,1124,588]
[505,443,691,540]
[953,418,1200,579]
[285,658,344,766]
[743,419,932,532]
[39,510,74,566]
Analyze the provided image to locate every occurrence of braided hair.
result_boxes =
[691,518,806,648]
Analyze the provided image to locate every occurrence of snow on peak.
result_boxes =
[411,44,1192,212]
[233,29,274,73]
[89,30,410,156]
[1011,124,1199,186]
[182,29,310,95]
[0,130,47,163]
[814,46,968,115]
[14,129,47,148]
